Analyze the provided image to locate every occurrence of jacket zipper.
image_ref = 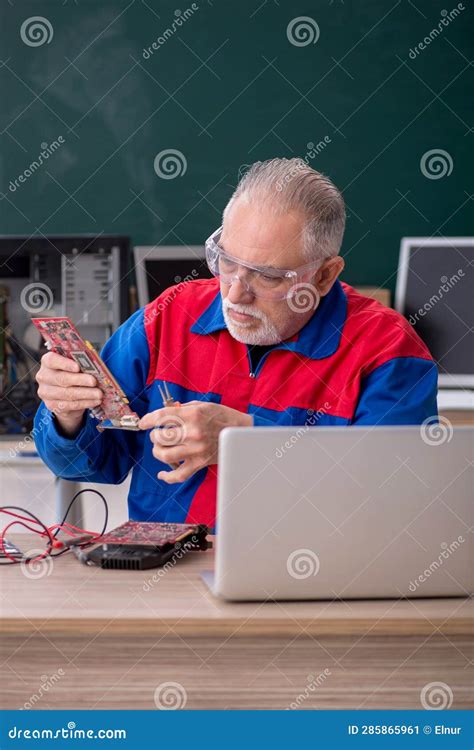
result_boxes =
[247,348,255,378]
[247,347,284,379]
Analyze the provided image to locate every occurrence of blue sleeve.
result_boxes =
[33,308,150,483]
[251,413,277,427]
[352,357,438,425]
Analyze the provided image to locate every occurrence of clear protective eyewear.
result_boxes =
[205,226,321,301]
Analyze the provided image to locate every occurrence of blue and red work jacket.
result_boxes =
[34,279,438,527]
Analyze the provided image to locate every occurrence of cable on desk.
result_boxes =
[0,506,54,564]
[50,488,109,558]
[0,488,108,565]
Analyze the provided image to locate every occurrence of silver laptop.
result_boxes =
[203,426,473,601]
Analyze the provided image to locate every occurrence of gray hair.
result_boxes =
[223,158,346,262]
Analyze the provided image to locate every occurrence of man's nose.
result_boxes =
[226,274,255,305]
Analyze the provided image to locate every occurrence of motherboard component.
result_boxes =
[73,521,212,570]
[32,316,140,432]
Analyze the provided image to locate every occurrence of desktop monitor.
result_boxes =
[395,237,474,389]
[134,245,212,307]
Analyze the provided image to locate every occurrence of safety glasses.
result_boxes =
[205,226,321,301]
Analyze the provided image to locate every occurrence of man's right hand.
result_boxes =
[35,352,103,437]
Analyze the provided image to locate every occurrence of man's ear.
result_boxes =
[314,256,345,297]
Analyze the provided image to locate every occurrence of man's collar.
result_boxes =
[190,280,347,360]
[190,288,227,336]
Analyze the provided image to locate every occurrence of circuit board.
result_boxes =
[98,520,208,547]
[32,317,140,431]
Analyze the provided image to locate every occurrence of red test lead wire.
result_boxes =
[0,490,108,565]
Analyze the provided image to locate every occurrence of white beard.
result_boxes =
[222,299,281,345]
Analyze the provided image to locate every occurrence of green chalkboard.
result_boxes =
[1,0,472,293]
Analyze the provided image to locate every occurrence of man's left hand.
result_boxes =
[139,401,253,484]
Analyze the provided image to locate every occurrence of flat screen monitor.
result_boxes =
[134,245,212,307]
[395,237,474,388]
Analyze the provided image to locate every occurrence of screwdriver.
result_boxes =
[157,381,182,470]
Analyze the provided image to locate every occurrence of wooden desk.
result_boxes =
[440,409,474,426]
[1,536,472,710]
